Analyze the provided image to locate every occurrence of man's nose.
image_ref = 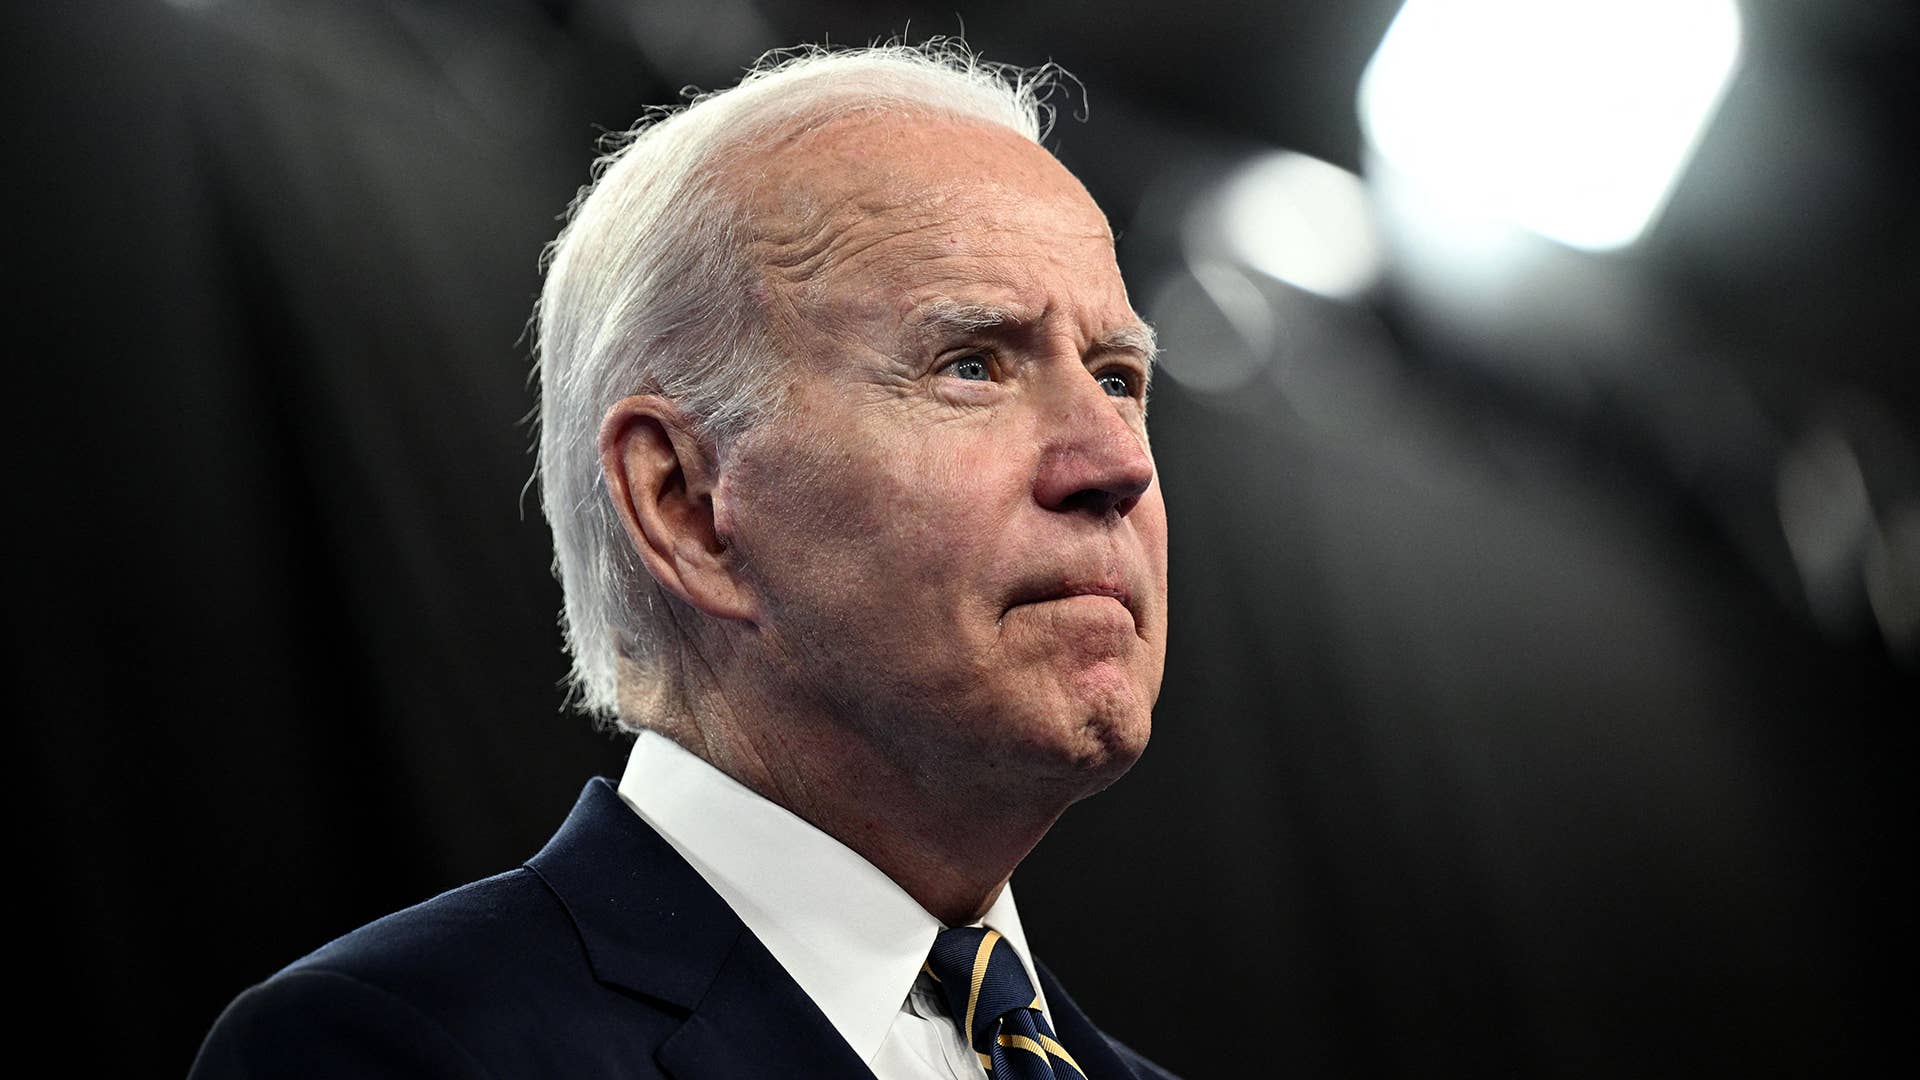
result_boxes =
[1031,371,1156,518]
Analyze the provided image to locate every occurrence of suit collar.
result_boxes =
[527,777,1145,1080]
[615,730,1056,1061]
[526,778,871,1079]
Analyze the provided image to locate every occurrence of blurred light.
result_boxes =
[1866,506,1920,663]
[1206,152,1383,301]
[603,0,779,85]
[1359,0,1743,251]
[1777,427,1873,638]
[1146,262,1274,394]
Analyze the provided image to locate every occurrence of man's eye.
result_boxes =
[942,356,992,382]
[1096,371,1133,397]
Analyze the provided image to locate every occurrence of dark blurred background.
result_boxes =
[8,1,1914,1075]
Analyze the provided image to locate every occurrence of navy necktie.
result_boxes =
[925,926,1086,1079]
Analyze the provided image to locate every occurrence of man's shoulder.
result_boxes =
[192,864,682,1078]
[290,866,576,997]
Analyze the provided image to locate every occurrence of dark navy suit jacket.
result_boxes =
[190,777,1176,1079]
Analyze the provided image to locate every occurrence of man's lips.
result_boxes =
[1005,579,1135,617]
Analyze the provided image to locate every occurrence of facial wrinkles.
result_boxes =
[718,116,1165,745]
[763,204,1081,331]
[851,249,1130,397]
[747,134,986,271]
[729,438,991,744]
[750,187,874,277]
[751,169,1115,341]
[755,192,957,284]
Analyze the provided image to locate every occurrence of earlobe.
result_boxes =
[598,396,758,625]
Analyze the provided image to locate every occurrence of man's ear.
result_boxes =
[598,395,758,625]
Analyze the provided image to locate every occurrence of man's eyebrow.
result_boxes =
[1094,323,1158,365]
[910,299,1158,364]
[909,299,1030,337]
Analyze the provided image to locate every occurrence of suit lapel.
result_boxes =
[656,929,872,1080]
[1038,962,1146,1080]
[527,778,870,1080]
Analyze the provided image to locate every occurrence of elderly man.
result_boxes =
[192,44,1172,1080]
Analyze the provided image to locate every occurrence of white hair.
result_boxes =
[534,42,1069,725]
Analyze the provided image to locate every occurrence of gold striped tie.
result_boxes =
[924,927,1084,1079]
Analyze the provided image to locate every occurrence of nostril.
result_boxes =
[1041,450,1152,517]
[1059,486,1138,518]
[1033,382,1157,514]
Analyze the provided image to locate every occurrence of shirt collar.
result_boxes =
[615,730,1047,1065]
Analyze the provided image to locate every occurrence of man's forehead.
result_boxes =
[740,111,1104,235]
[732,110,1135,348]
[904,296,1157,361]
[771,110,1052,181]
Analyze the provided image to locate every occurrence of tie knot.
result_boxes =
[925,926,1041,1049]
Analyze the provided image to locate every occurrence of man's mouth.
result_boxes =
[1005,579,1135,618]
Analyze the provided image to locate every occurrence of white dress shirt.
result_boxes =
[616,731,1051,1079]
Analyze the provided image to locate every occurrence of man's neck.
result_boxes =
[649,693,1069,927]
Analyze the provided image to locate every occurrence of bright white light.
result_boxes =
[1208,152,1383,300]
[1359,0,1743,251]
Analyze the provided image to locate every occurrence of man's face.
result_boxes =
[716,113,1168,799]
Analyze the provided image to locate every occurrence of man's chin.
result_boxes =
[1013,692,1153,798]
[1075,706,1153,789]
